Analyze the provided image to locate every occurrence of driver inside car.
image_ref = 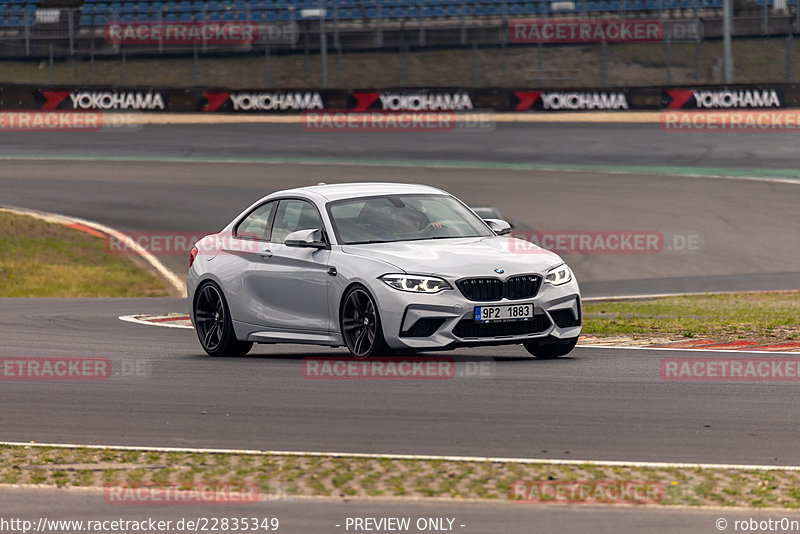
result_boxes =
[394,207,446,235]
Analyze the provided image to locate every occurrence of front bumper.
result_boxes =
[369,276,581,350]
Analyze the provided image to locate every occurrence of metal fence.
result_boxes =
[1,4,798,87]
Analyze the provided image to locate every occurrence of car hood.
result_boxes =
[341,236,564,278]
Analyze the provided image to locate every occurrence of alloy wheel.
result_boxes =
[195,284,226,352]
[342,288,378,357]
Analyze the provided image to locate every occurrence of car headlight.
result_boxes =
[545,264,573,286]
[380,274,452,293]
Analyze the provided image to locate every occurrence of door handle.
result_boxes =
[260,249,273,258]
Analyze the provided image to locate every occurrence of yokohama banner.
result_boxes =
[0,85,194,111]
[511,90,632,111]
[663,87,785,109]
[2,84,800,113]
[347,90,477,111]
[199,90,336,112]
[44,90,168,111]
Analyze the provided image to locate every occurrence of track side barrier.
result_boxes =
[2,84,800,113]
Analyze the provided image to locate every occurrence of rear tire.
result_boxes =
[523,336,578,359]
[193,281,253,357]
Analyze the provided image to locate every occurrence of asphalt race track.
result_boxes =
[1,123,800,295]
[2,297,800,465]
[1,122,799,457]
[5,122,800,169]
[1,122,800,532]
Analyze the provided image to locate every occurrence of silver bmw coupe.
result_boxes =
[188,183,581,358]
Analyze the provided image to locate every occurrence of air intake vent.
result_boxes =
[453,314,551,338]
[550,309,581,328]
[400,318,446,338]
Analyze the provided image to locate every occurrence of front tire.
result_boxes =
[523,336,578,359]
[194,282,253,357]
[340,285,390,357]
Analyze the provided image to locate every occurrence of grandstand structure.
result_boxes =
[0,0,38,28]
[74,0,725,28]
[0,0,731,31]
[0,0,795,75]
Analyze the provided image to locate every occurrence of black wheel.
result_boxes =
[523,336,578,359]
[194,282,253,357]
[340,286,389,358]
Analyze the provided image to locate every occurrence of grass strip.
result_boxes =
[4,444,800,507]
[0,212,170,297]
[583,292,800,344]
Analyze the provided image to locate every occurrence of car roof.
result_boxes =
[278,182,447,202]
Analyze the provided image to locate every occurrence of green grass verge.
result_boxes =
[0,212,170,297]
[4,444,800,507]
[583,292,800,344]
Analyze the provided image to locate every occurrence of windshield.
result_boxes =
[328,194,494,245]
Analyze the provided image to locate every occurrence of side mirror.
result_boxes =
[285,228,327,248]
[484,218,512,236]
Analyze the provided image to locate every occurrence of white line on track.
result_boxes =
[118,314,193,329]
[0,206,185,297]
[580,345,800,354]
[2,441,799,472]
[583,289,800,301]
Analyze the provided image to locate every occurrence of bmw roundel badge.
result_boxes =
[494,268,504,273]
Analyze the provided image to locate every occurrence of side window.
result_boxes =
[234,202,275,241]
[270,199,324,244]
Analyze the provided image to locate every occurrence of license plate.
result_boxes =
[474,304,534,322]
